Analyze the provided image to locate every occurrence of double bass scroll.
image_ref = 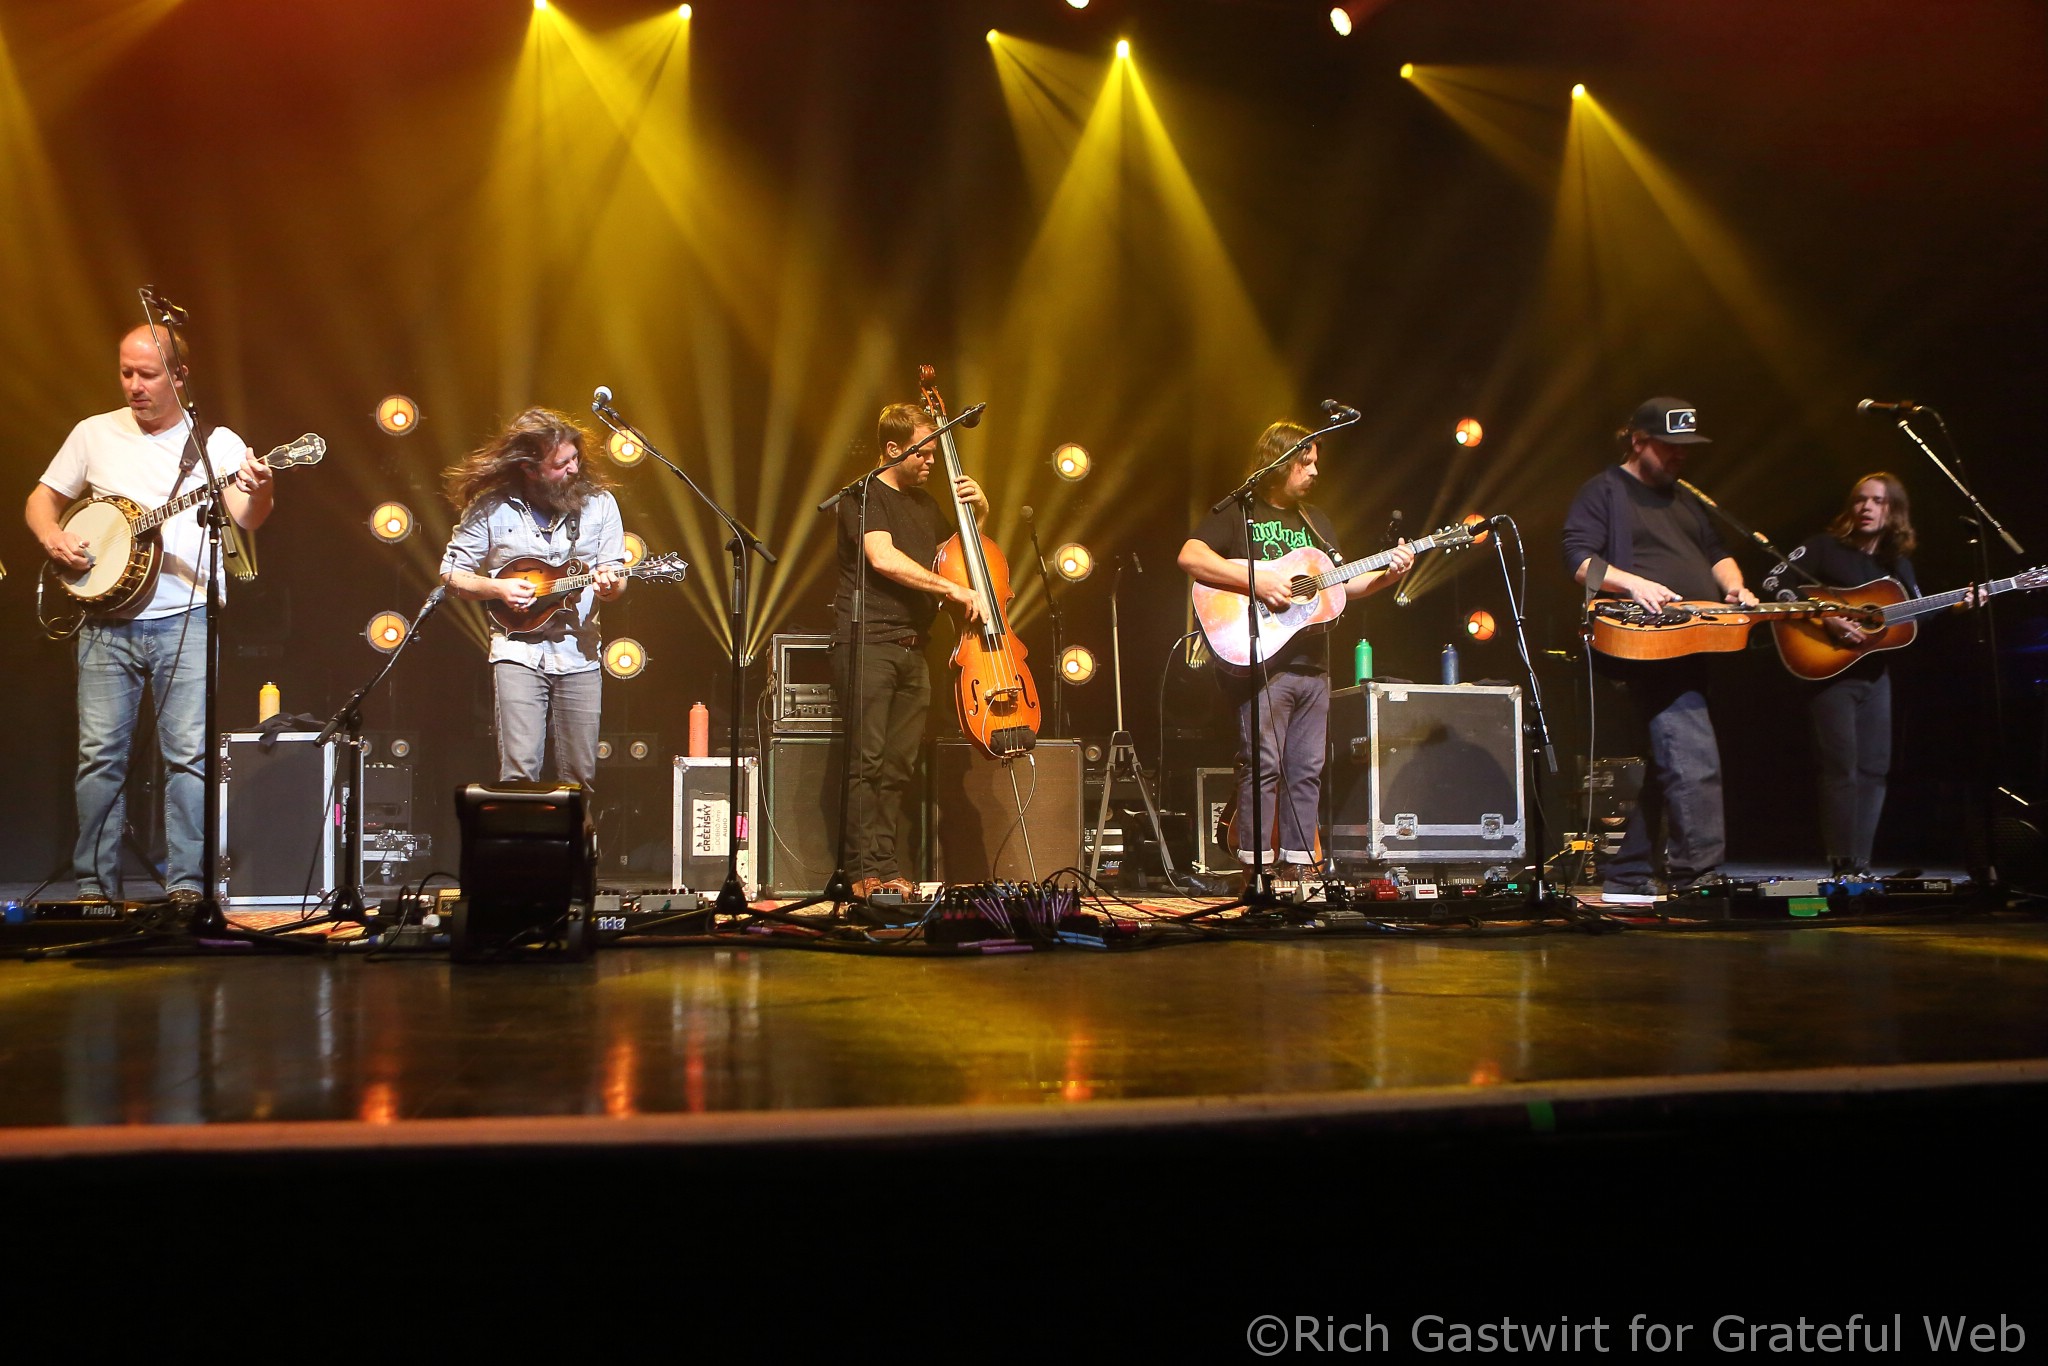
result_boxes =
[919,364,1041,761]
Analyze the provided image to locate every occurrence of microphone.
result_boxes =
[1486,513,1514,527]
[142,287,190,325]
[1858,398,1920,414]
[1019,504,1034,522]
[1322,399,1361,422]
[592,385,615,415]
[957,402,986,429]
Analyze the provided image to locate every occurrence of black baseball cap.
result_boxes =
[1627,396,1711,444]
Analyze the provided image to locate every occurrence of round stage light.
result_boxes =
[1054,543,1094,583]
[369,501,413,544]
[987,29,998,43]
[1400,62,1415,79]
[607,430,645,467]
[1115,38,1130,59]
[1455,418,1484,448]
[622,531,647,568]
[1330,8,1353,37]
[604,638,647,680]
[365,611,408,654]
[388,736,413,760]
[596,739,614,761]
[1466,610,1497,643]
[1051,443,1091,482]
[1059,645,1097,684]
[1066,0,1089,9]
[1461,512,1492,546]
[628,738,652,762]
[374,395,419,436]
[679,3,691,16]
[1571,83,1587,100]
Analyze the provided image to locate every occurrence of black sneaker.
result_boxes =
[1669,873,1733,896]
[1598,881,1662,905]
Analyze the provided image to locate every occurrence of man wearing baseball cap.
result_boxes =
[1562,396,1758,904]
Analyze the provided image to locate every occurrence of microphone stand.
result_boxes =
[1674,478,1822,588]
[141,298,248,936]
[1485,516,1567,913]
[1195,411,1360,920]
[592,396,776,923]
[1892,409,2022,894]
[285,586,449,931]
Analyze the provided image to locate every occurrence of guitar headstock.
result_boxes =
[266,433,326,469]
[1434,523,1479,552]
[634,552,689,586]
[2016,566,2048,592]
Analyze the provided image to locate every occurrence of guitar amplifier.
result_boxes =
[770,633,842,734]
[1327,683,1525,869]
[216,732,361,908]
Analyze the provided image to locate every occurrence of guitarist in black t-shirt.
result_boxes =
[831,402,987,900]
[1179,421,1412,881]
[1561,396,1758,904]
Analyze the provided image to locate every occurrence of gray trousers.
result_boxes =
[1231,669,1330,866]
[492,661,602,795]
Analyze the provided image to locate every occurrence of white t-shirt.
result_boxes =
[39,408,250,620]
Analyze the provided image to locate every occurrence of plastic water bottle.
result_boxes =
[1440,643,1460,685]
[688,702,710,757]
[1353,639,1373,685]
[259,682,280,721]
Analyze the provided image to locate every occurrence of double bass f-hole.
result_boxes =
[919,363,1041,761]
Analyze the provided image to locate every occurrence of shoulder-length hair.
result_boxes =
[1247,421,1315,492]
[442,407,612,513]
[1827,471,1916,559]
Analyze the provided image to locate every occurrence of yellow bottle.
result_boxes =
[259,682,280,721]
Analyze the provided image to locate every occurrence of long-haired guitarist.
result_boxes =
[439,408,625,796]
[23,324,275,908]
[1562,396,1756,905]
[1762,473,1920,878]
[1177,421,1413,882]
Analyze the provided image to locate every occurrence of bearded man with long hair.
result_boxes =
[440,407,626,794]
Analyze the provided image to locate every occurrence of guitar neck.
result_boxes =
[1885,576,2021,622]
[1306,531,1449,593]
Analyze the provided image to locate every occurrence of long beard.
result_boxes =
[528,478,580,517]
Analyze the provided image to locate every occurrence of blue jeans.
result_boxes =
[492,661,603,793]
[74,611,209,898]
[1602,663,1726,888]
[1229,669,1330,866]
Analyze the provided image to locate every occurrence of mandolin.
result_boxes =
[486,551,688,634]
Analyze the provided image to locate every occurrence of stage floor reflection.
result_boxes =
[1,920,2046,1128]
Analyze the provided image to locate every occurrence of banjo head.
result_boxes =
[58,496,155,604]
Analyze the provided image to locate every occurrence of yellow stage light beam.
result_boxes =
[7,0,186,113]
[989,33,1111,209]
[1400,64,1565,194]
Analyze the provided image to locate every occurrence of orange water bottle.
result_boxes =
[688,702,710,758]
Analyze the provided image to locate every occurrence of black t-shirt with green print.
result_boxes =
[1192,498,1344,674]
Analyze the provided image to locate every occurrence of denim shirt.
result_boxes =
[440,489,624,674]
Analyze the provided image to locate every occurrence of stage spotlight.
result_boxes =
[534,0,547,11]
[1466,610,1497,642]
[1054,543,1094,582]
[622,530,647,568]
[387,735,413,760]
[375,394,419,436]
[1115,38,1129,59]
[1066,0,1089,9]
[1052,443,1091,481]
[1400,62,1415,79]
[607,430,645,467]
[1461,512,1492,546]
[366,611,408,654]
[604,638,647,680]
[369,501,413,544]
[628,738,652,762]
[596,739,614,761]
[1059,645,1097,684]
[1330,8,1353,37]
[1572,83,1587,100]
[679,3,691,15]
[1455,418,1484,447]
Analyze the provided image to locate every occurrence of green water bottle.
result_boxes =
[1353,638,1373,685]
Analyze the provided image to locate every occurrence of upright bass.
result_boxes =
[919,364,1040,760]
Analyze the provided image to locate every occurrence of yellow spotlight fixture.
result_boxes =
[986,29,998,43]
[679,3,691,16]
[1054,543,1094,583]
[1066,0,1089,9]
[365,611,408,654]
[1051,443,1091,482]
[1058,645,1097,684]
[1465,610,1497,643]
[1571,83,1587,100]
[1454,418,1485,448]
[374,394,419,436]
[1400,62,1415,79]
[1115,38,1129,60]
[604,638,647,680]
[607,429,645,467]
[622,530,648,568]
[534,0,547,10]
[1330,8,1353,37]
[369,501,414,545]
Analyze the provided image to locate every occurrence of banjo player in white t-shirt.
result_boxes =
[23,324,273,909]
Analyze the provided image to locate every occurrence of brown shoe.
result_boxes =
[878,876,917,897]
[850,877,882,900]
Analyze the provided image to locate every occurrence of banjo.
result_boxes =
[51,432,326,615]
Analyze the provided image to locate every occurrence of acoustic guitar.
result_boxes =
[51,433,326,616]
[1584,598,1848,662]
[1769,567,2048,680]
[486,551,688,634]
[1192,525,1475,670]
